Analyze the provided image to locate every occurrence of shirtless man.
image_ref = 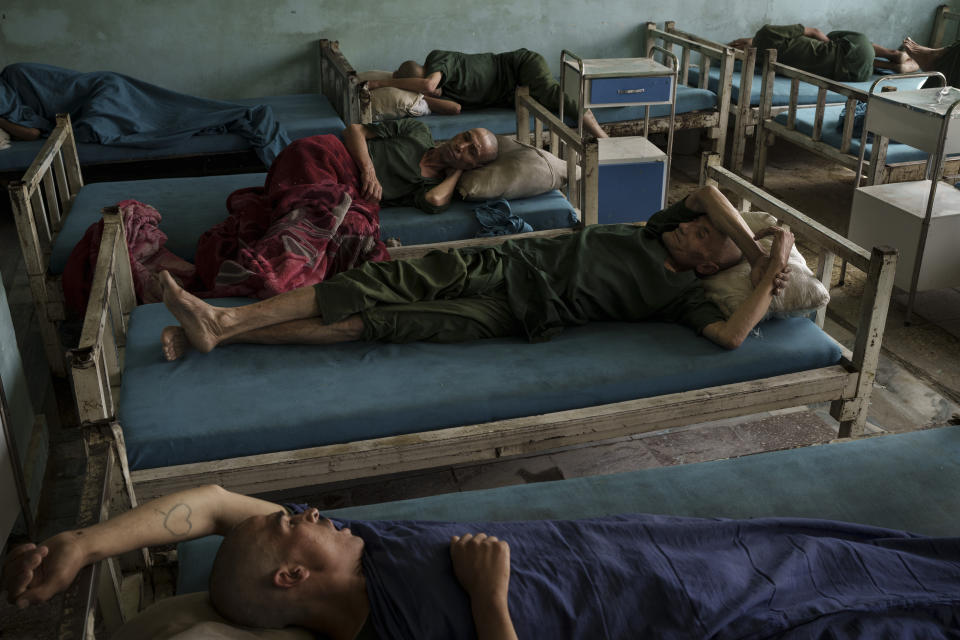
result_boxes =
[158,185,795,360]
[368,48,609,139]
[729,24,919,80]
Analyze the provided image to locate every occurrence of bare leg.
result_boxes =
[161,316,364,361]
[582,109,608,139]
[902,37,947,70]
[159,270,321,355]
[872,43,919,73]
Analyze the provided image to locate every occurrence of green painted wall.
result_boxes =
[1,1,954,100]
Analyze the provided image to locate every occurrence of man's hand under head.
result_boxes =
[749,226,794,296]
[451,533,518,640]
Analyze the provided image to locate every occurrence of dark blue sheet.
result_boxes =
[0,63,290,165]
[350,514,960,639]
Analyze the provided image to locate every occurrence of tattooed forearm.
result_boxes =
[154,503,195,537]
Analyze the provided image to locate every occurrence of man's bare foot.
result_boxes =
[161,326,191,361]
[583,109,608,139]
[159,270,225,354]
[873,56,920,73]
[903,37,945,70]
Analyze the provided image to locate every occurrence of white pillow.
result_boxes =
[0,128,11,150]
[357,70,429,120]
[701,211,830,318]
[457,136,577,201]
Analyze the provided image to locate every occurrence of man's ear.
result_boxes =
[274,565,310,589]
[695,261,720,277]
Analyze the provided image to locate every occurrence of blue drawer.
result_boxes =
[590,75,673,105]
[598,160,666,224]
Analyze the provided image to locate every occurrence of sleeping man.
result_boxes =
[5,485,960,639]
[728,24,918,81]
[158,184,794,360]
[341,120,498,214]
[366,48,609,140]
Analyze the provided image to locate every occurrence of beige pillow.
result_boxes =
[701,211,830,318]
[457,136,575,201]
[357,70,429,120]
[111,592,312,640]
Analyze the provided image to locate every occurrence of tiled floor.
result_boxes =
[2,136,960,637]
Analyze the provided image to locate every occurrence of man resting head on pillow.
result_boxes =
[8,486,960,639]
[342,121,498,214]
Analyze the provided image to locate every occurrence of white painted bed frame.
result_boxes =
[661,22,761,178]
[751,50,958,188]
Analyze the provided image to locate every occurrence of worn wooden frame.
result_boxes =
[318,39,362,126]
[751,49,960,188]
[930,4,959,48]
[7,114,84,377]
[662,22,762,177]
[68,147,895,506]
[641,23,735,162]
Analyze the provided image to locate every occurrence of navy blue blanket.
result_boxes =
[0,63,290,165]
[342,514,960,639]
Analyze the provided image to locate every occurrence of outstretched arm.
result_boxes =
[451,533,518,640]
[701,226,794,349]
[367,71,443,96]
[2,485,280,609]
[342,124,383,202]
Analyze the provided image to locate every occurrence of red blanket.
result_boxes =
[64,135,389,312]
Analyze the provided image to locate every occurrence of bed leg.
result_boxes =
[831,246,897,437]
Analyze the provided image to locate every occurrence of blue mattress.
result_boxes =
[48,175,577,275]
[177,424,960,594]
[118,307,841,471]
[417,86,717,140]
[772,105,931,164]
[0,93,344,173]
[688,68,926,107]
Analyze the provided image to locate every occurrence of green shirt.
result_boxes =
[424,50,522,109]
[752,24,874,82]
[363,119,445,214]
[496,198,726,341]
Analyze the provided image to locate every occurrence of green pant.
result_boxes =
[507,49,580,120]
[314,250,521,343]
[753,24,874,82]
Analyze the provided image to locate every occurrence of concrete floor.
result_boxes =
[2,134,960,637]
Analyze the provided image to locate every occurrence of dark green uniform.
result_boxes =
[753,24,875,82]
[424,48,580,119]
[313,198,726,343]
[363,119,445,214]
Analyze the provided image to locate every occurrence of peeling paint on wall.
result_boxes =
[1,0,949,100]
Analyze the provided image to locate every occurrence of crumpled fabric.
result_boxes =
[474,198,533,237]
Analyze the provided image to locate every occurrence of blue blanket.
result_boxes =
[0,63,290,165]
[344,514,960,639]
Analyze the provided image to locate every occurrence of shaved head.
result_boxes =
[394,60,424,78]
[208,518,295,629]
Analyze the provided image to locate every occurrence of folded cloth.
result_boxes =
[474,198,533,237]
[63,135,390,313]
[837,100,869,139]
[348,514,960,640]
[0,128,10,150]
[0,63,290,165]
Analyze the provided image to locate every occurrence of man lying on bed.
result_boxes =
[342,120,498,214]
[367,48,609,140]
[728,24,918,81]
[158,184,793,360]
[6,485,960,639]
